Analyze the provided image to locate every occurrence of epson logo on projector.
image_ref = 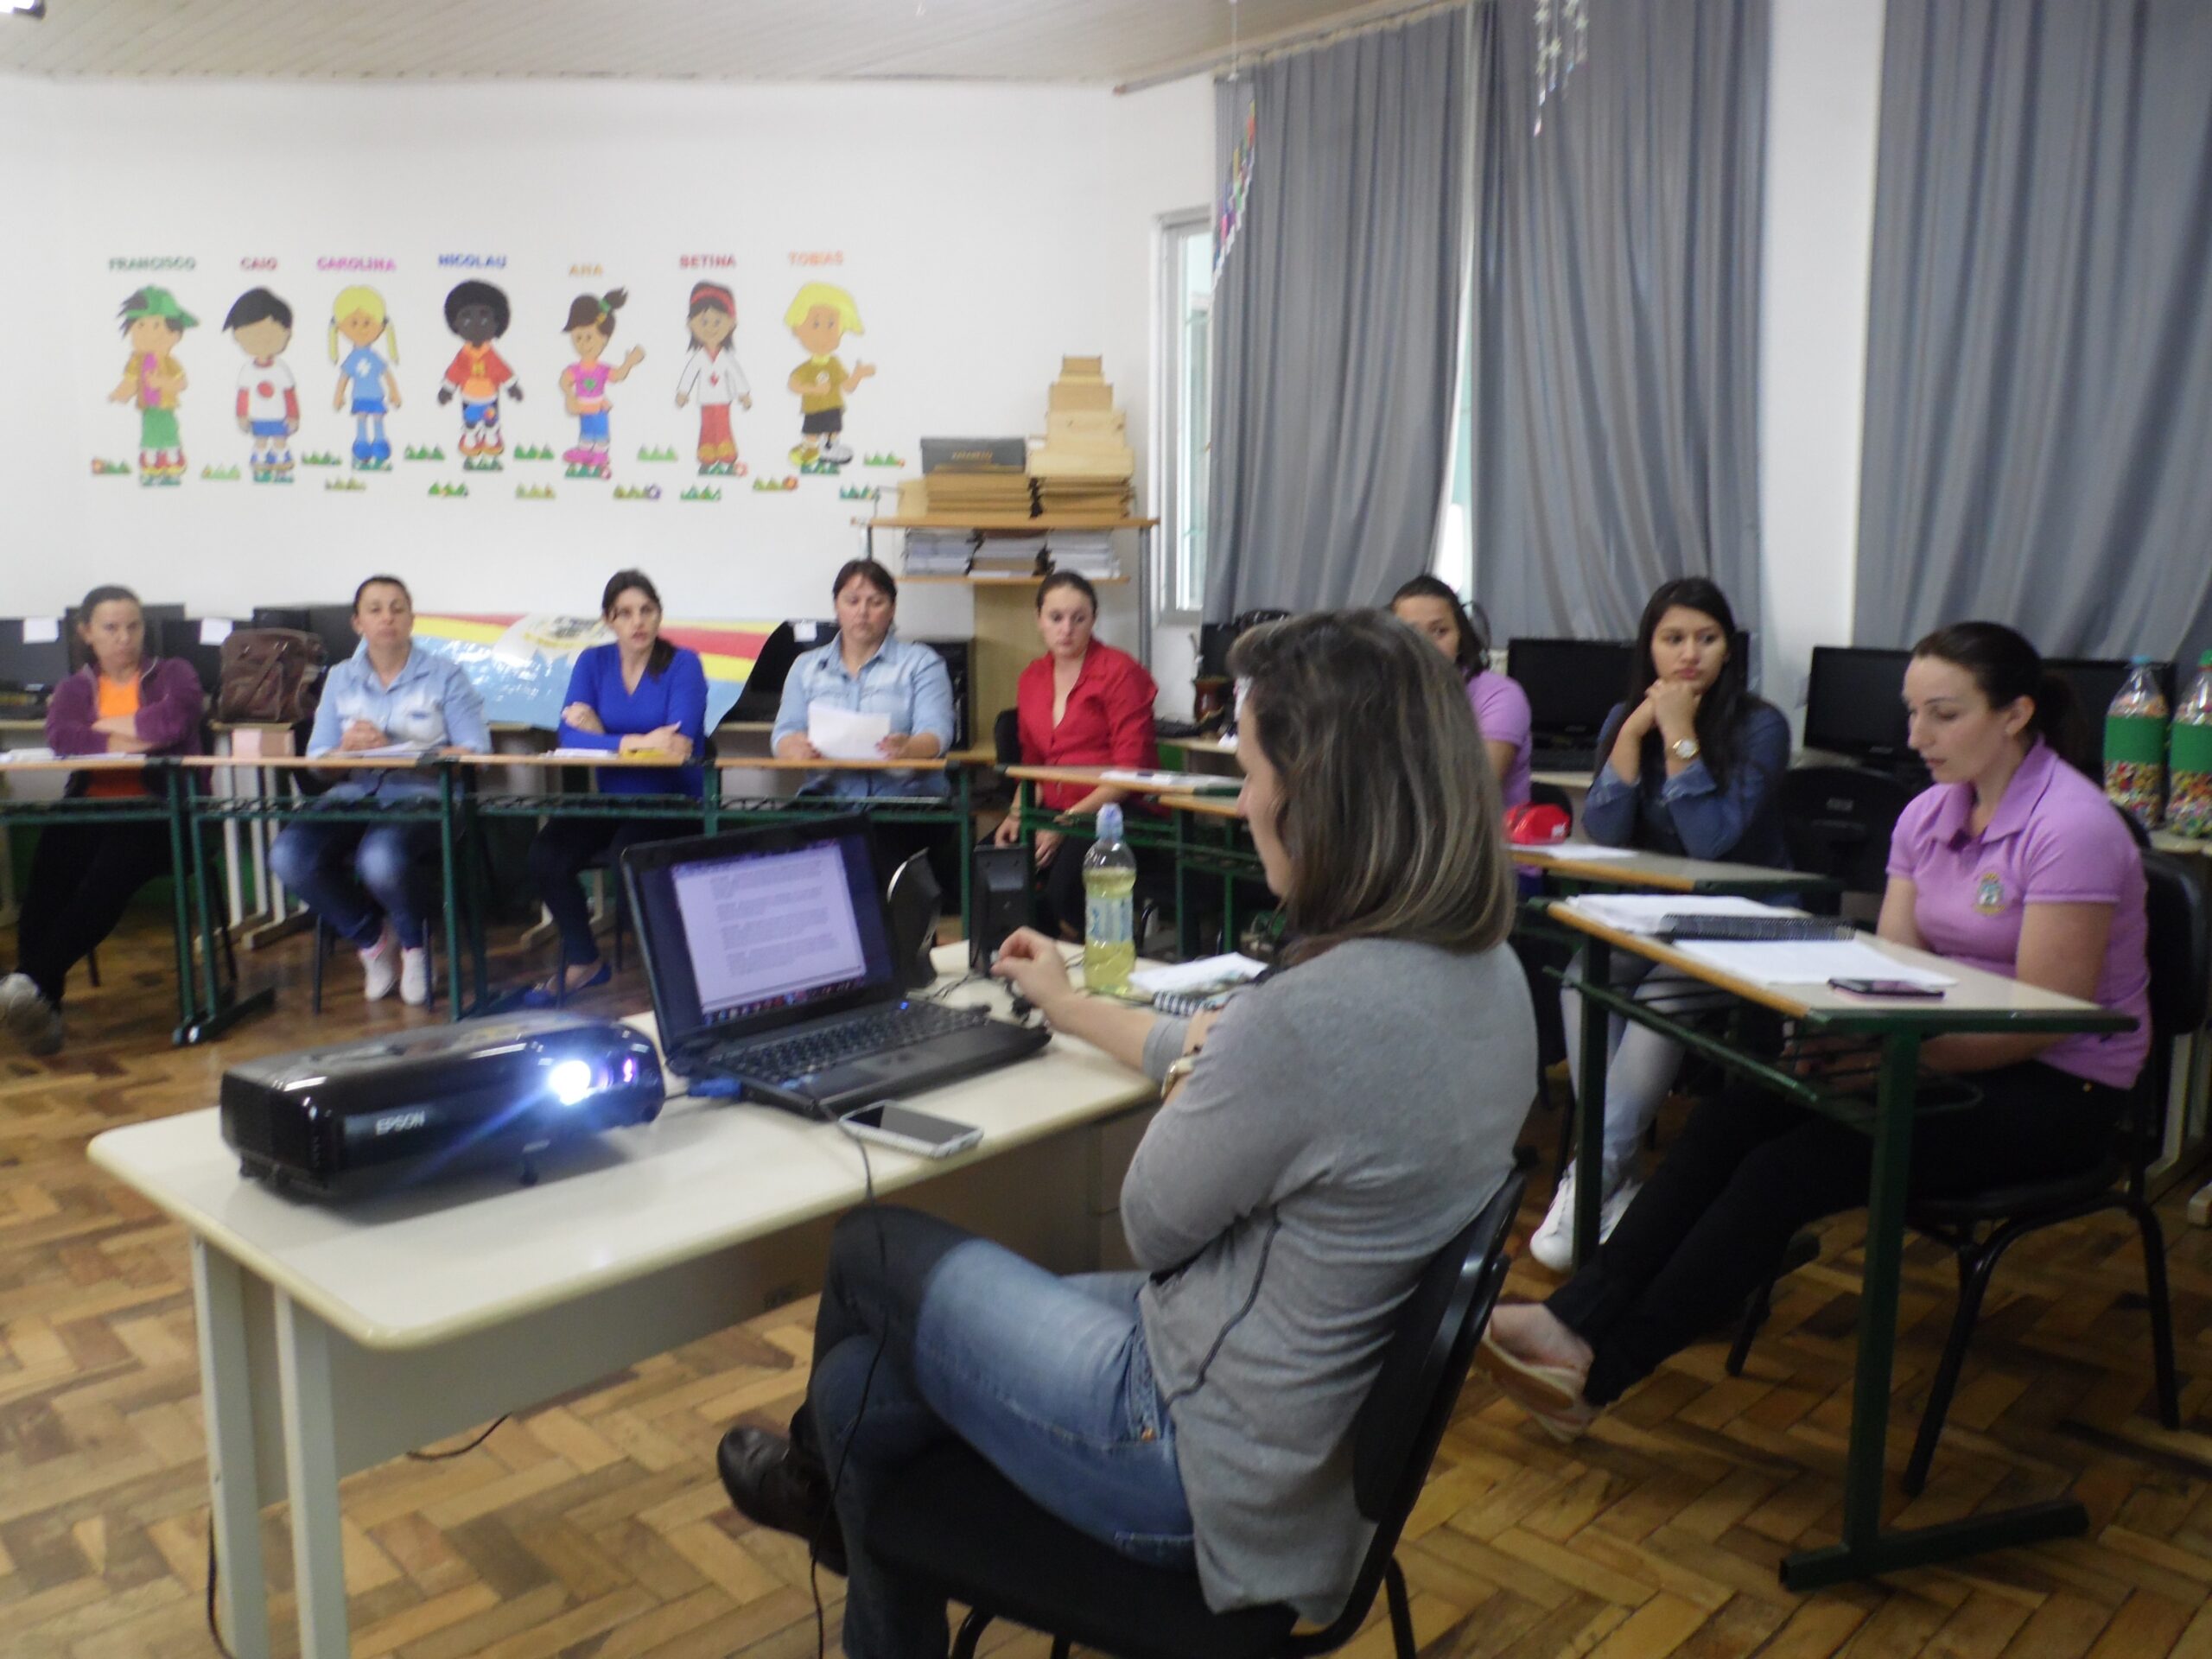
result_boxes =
[374,1110,428,1136]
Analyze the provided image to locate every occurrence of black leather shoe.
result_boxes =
[717,1426,848,1575]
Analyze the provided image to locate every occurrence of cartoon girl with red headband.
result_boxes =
[673,282,751,476]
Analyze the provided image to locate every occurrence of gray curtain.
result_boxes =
[1471,0,1768,648]
[1853,0,2212,663]
[1204,8,1472,618]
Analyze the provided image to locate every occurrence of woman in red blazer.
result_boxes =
[994,570,1160,938]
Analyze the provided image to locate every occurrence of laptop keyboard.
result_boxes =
[720,1001,991,1083]
[1531,747,1598,775]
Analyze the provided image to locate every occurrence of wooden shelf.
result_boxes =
[869,514,1159,531]
[899,575,1129,587]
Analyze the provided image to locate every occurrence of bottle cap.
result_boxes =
[2131,654,2157,666]
[2200,652,2212,668]
[1097,803,1124,840]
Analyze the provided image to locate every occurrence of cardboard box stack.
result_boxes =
[1031,356,1136,521]
[914,435,1036,518]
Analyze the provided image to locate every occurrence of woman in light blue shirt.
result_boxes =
[771,558,955,800]
[268,575,488,1008]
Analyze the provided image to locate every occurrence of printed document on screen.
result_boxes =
[673,843,868,1016]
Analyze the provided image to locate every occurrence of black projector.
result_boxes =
[220,1014,666,1198]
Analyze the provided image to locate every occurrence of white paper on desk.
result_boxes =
[21,618,58,645]
[0,747,56,763]
[199,618,233,645]
[1567,894,1791,935]
[1103,768,1241,794]
[346,742,433,760]
[809,703,892,760]
[1672,938,1956,988]
[1522,840,1641,861]
[1129,953,1268,995]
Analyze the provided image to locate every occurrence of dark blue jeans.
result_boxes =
[804,1206,1192,1659]
[267,782,438,949]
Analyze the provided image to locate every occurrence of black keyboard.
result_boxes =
[718,1001,989,1083]
[1659,916,1853,943]
[1531,747,1598,775]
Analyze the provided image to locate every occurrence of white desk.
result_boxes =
[87,946,1157,1659]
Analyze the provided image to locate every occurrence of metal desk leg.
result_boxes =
[1174,806,1195,961]
[957,766,974,939]
[275,1292,351,1659]
[438,769,464,1022]
[1572,938,1612,1266]
[1781,1031,2086,1587]
[193,1241,270,1659]
[165,766,201,1043]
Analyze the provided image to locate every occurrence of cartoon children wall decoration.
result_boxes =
[436,280,524,469]
[108,287,196,486]
[784,282,874,470]
[675,282,750,477]
[329,285,401,470]
[223,288,299,484]
[558,289,645,479]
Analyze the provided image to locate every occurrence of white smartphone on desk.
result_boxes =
[838,1102,983,1160]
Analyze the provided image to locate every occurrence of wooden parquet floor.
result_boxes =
[7,914,2212,1657]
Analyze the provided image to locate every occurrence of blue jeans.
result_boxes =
[267,784,438,949]
[803,1207,1193,1659]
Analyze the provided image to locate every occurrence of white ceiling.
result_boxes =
[0,0,1414,85]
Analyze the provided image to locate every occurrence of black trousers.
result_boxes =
[13,820,175,1007]
[526,816,694,964]
[1548,1062,2126,1406]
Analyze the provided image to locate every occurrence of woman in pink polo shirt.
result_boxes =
[1476,621,2149,1435]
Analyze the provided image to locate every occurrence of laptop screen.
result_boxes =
[626,821,898,1052]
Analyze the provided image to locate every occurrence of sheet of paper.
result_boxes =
[1520,840,1642,861]
[1128,953,1268,995]
[1102,768,1241,794]
[21,618,58,645]
[809,703,892,760]
[344,743,432,760]
[792,620,820,644]
[199,618,233,645]
[0,747,56,763]
[1565,894,1795,935]
[1671,938,1956,988]
[543,746,621,760]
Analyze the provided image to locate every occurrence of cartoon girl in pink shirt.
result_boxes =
[559,289,645,478]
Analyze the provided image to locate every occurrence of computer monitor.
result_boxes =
[1504,638,1637,748]
[0,620,71,697]
[158,617,236,696]
[2046,656,2171,724]
[1803,645,1914,765]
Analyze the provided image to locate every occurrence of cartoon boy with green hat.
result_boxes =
[107,286,197,486]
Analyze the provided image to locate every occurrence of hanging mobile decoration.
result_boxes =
[1533,0,1590,136]
[1212,0,1256,290]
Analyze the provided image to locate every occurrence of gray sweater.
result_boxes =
[1126,938,1534,1622]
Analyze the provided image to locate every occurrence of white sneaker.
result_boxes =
[0,972,62,1057]
[359,926,399,1001]
[1528,1165,1643,1272]
[399,946,431,1007]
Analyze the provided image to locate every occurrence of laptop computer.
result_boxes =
[622,817,1048,1118]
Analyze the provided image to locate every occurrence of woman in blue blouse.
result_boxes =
[1530,577,1791,1270]
[524,570,708,1003]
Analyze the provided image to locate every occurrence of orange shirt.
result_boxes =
[84,677,148,798]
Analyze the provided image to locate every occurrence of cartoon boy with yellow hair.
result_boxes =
[784,282,874,468]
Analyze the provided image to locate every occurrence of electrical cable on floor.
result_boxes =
[815,1124,890,1659]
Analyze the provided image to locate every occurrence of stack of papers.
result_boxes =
[971,535,1048,579]
[1563,895,1788,935]
[0,747,58,764]
[1046,530,1120,580]
[1102,767,1242,794]
[919,436,1035,517]
[903,530,976,575]
[1518,841,1642,862]
[1032,357,1136,519]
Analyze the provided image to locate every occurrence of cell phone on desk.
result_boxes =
[838,1102,984,1159]
[1828,977,1946,999]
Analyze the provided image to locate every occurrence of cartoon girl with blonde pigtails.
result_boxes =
[329,285,401,468]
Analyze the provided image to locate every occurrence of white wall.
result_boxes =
[1756,0,1886,717]
[1,74,1211,661]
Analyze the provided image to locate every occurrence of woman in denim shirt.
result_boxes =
[771,558,954,800]
[1529,577,1790,1269]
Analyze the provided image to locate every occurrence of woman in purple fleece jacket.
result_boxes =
[0,585,204,1056]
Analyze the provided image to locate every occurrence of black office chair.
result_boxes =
[1778,766,1917,916]
[865,1171,1526,1659]
[1726,851,2196,1494]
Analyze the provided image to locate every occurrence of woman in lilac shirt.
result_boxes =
[1390,576,1531,808]
[523,569,707,1004]
[1479,622,2149,1437]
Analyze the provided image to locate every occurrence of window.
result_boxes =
[1156,211,1213,619]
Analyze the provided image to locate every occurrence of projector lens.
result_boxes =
[548,1059,594,1106]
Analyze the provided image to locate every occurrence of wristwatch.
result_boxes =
[1161,1053,1200,1096]
[1669,735,1701,762]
